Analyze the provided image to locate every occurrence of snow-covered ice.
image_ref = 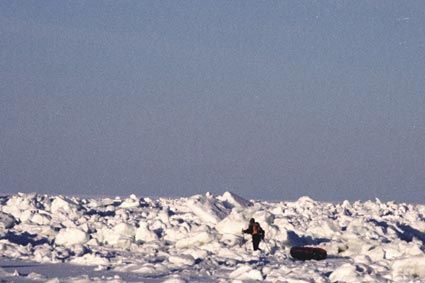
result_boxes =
[0,192,424,282]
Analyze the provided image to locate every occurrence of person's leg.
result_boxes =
[253,236,260,251]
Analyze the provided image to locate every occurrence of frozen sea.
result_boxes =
[1,192,424,282]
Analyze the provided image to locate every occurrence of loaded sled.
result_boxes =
[290,246,327,260]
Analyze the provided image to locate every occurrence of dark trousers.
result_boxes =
[252,234,262,251]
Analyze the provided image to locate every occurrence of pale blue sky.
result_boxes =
[1,1,424,201]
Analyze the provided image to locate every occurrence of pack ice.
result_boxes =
[0,192,424,282]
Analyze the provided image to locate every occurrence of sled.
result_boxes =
[290,246,327,260]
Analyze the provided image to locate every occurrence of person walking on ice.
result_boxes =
[242,218,265,251]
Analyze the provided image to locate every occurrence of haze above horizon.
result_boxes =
[1,1,424,202]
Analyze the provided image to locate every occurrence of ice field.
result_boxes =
[0,192,424,282]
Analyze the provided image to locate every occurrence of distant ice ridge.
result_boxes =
[0,191,424,282]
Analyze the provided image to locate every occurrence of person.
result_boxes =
[242,218,265,251]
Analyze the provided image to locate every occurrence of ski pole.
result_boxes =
[263,239,271,253]
[242,233,248,252]
[266,241,272,253]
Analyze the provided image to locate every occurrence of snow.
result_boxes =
[0,191,424,282]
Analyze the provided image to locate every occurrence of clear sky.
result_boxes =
[1,1,424,202]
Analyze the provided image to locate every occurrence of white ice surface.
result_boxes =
[0,192,424,282]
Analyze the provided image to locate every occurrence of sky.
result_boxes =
[1,1,425,202]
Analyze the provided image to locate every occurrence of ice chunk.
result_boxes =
[18,209,33,223]
[113,223,135,238]
[51,196,79,214]
[217,191,250,208]
[397,241,423,256]
[216,210,247,236]
[307,219,339,238]
[162,276,187,283]
[31,213,52,226]
[55,228,89,246]
[94,222,137,249]
[69,244,87,257]
[384,246,403,259]
[364,246,385,261]
[119,194,140,208]
[181,248,208,260]
[26,272,47,281]
[33,244,54,262]
[186,194,228,224]
[392,255,425,279]
[3,194,39,220]
[229,265,263,281]
[96,227,132,249]
[70,253,110,266]
[175,231,215,249]
[115,263,169,276]
[329,263,359,282]
[0,212,15,229]
[297,196,317,204]
[135,222,158,243]
[168,254,195,266]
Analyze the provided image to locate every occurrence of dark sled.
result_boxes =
[290,246,327,260]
